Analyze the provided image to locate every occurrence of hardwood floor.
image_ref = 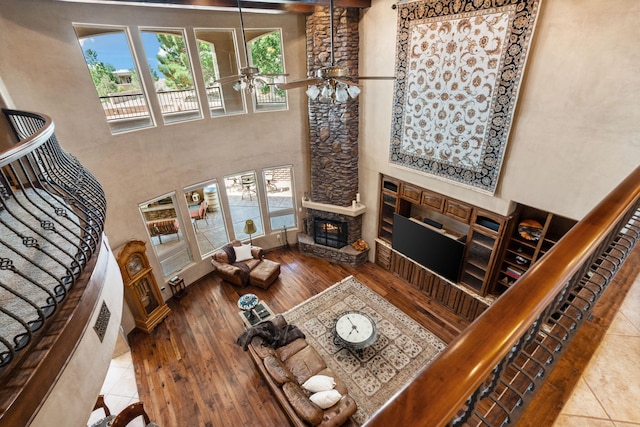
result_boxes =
[129,247,469,427]
[129,245,639,426]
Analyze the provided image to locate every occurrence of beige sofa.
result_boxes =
[246,315,357,427]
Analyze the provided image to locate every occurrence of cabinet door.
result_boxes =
[401,183,422,203]
[421,189,445,212]
[378,176,400,243]
[444,200,472,223]
[460,211,507,296]
[460,229,496,293]
[378,192,397,243]
[375,240,392,270]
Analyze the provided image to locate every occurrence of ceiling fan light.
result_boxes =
[320,84,332,100]
[306,85,320,100]
[233,80,248,92]
[335,84,349,103]
[347,85,361,99]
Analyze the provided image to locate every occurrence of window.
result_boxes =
[140,28,202,124]
[184,180,229,258]
[74,25,153,134]
[194,28,245,116]
[224,171,263,242]
[139,193,192,276]
[245,29,287,111]
[263,166,296,231]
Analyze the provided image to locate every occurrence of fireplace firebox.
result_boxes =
[314,218,348,249]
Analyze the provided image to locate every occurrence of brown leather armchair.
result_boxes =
[210,240,280,288]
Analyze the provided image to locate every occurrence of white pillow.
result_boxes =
[233,244,253,262]
[302,375,336,393]
[309,389,342,409]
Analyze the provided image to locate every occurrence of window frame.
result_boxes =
[223,170,265,243]
[183,179,229,259]
[262,165,297,233]
[73,23,156,134]
[139,26,204,125]
[139,192,193,277]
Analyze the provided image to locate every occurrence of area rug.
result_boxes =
[389,0,541,193]
[283,276,445,424]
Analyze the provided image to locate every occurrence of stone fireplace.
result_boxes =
[297,6,368,267]
[314,217,348,248]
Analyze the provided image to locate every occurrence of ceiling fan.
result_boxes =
[276,0,395,103]
[214,0,288,92]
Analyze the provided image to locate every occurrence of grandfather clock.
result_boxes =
[117,240,171,333]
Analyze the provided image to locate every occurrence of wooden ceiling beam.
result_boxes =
[56,0,372,13]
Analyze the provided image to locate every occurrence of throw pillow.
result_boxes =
[309,389,342,409]
[302,374,336,393]
[233,244,253,262]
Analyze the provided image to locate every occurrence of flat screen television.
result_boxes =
[392,213,465,283]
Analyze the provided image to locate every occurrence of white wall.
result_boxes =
[359,0,640,251]
[30,239,124,427]
[0,0,309,300]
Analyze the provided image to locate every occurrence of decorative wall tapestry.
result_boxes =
[389,0,541,193]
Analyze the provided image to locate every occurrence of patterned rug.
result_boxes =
[389,0,541,193]
[283,276,445,424]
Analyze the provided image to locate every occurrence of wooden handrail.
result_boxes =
[366,165,640,426]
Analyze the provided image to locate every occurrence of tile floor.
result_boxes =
[90,270,640,427]
[552,271,640,427]
[86,351,145,427]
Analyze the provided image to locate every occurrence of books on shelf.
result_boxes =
[505,266,524,279]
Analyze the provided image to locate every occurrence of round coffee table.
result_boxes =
[334,311,376,350]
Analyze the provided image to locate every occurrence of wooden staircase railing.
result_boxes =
[366,165,640,427]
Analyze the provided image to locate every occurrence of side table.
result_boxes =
[237,294,275,328]
[168,276,186,299]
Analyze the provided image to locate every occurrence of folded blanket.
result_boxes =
[222,243,236,263]
[233,261,250,285]
[236,320,306,351]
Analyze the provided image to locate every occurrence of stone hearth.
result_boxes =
[298,205,368,267]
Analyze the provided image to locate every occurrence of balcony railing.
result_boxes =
[366,166,640,426]
[0,109,106,372]
[255,87,286,105]
[99,84,286,121]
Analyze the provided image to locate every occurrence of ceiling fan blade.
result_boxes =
[276,78,323,90]
[215,75,242,84]
[259,73,290,78]
[335,78,361,87]
[352,76,397,80]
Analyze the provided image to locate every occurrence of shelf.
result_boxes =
[511,235,538,249]
[460,273,483,292]
[471,233,496,250]
[302,200,366,217]
[464,261,487,280]
[382,178,399,193]
[490,203,577,296]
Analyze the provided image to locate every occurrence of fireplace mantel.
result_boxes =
[302,200,366,217]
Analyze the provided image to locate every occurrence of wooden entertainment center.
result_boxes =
[376,175,577,321]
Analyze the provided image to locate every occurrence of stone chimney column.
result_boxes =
[306,6,360,207]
